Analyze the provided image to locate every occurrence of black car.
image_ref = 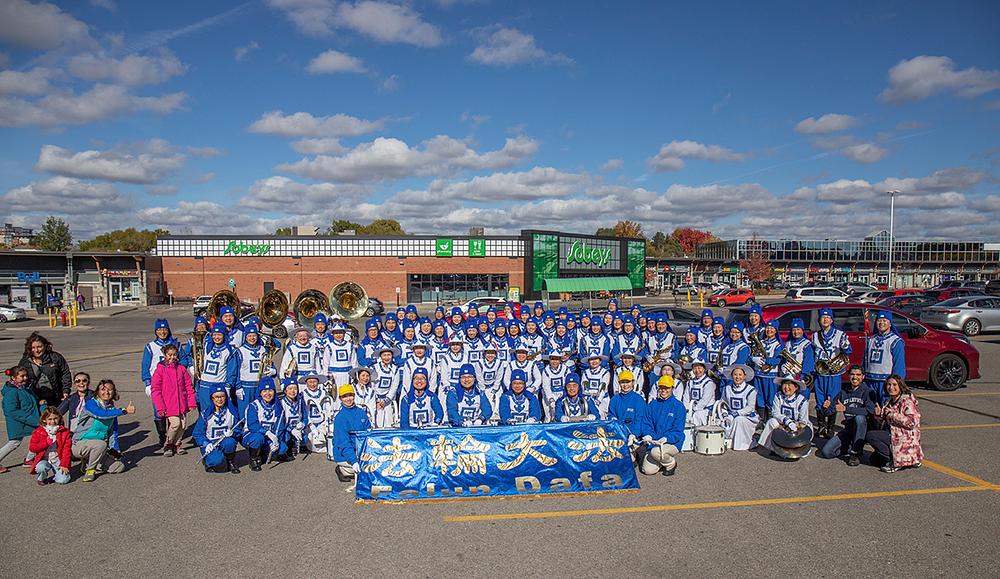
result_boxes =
[365,297,385,317]
[642,306,704,336]
[875,294,938,318]
[986,280,1000,297]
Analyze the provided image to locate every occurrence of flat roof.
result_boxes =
[0,250,148,258]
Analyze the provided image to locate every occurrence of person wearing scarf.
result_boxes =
[196,323,238,412]
[400,368,443,429]
[554,373,598,422]
[751,320,784,422]
[193,384,242,474]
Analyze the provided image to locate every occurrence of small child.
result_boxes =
[1,366,41,473]
[150,344,196,457]
[29,407,72,484]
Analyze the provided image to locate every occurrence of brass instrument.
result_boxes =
[192,329,206,382]
[749,333,775,373]
[780,350,814,387]
[677,354,693,380]
[815,352,850,376]
[257,290,290,339]
[207,289,240,323]
[292,289,331,329]
[330,281,369,320]
[642,345,673,373]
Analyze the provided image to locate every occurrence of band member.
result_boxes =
[281,327,322,384]
[193,384,242,474]
[517,318,545,362]
[644,313,676,389]
[396,320,419,367]
[704,316,727,367]
[757,376,812,459]
[819,365,875,466]
[475,345,505,419]
[539,311,557,340]
[446,364,493,427]
[609,370,646,442]
[140,319,179,449]
[540,351,570,422]
[333,384,372,482]
[447,307,465,335]
[547,321,577,370]
[639,376,686,477]
[349,367,378,425]
[611,352,644,397]
[429,321,451,367]
[812,308,853,437]
[717,321,751,395]
[400,368,444,429]
[218,306,244,346]
[234,326,275,420]
[721,364,759,451]
[179,315,209,370]
[320,323,357,388]
[581,354,611,417]
[279,378,306,457]
[744,304,765,342]
[300,374,334,456]
[751,320,783,421]
[197,323,238,412]
[696,309,714,344]
[491,321,512,363]
[555,373,598,422]
[404,304,419,323]
[683,360,717,427]
[782,318,816,398]
[652,361,684,403]
[676,326,708,364]
[370,346,400,429]
[436,337,467,405]
[499,370,542,425]
[381,315,402,345]
[863,312,905,404]
[578,317,612,367]
[241,378,288,471]
[311,313,330,353]
[612,316,645,366]
[402,342,435,398]
[357,318,387,368]
[417,317,434,344]
[502,346,542,397]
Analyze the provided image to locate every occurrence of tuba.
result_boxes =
[292,289,330,329]
[208,289,240,323]
[257,290,290,339]
[192,329,206,382]
[330,282,369,320]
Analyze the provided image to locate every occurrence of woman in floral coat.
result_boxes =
[866,374,923,473]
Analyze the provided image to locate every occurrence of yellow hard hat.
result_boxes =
[338,384,355,397]
[657,375,675,389]
[618,370,634,382]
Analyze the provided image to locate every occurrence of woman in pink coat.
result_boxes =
[866,374,923,473]
[150,344,196,457]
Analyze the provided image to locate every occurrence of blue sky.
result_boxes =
[0,0,998,241]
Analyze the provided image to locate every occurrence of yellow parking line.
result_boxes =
[923,423,1000,431]
[920,459,996,487]
[442,486,996,523]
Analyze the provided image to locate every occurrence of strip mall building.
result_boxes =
[156,230,648,304]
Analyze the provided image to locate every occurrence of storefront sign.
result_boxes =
[719,266,738,273]
[223,241,271,256]
[662,265,689,272]
[566,240,612,267]
[102,269,139,277]
[507,287,520,302]
[16,271,40,283]
[469,238,486,257]
[435,238,453,257]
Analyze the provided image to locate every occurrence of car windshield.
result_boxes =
[936,298,969,307]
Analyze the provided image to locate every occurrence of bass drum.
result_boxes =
[694,425,726,455]
[682,422,695,452]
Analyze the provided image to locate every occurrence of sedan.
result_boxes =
[876,294,938,318]
[671,284,700,295]
[643,306,704,336]
[921,296,1000,336]
[0,304,27,322]
[852,290,895,303]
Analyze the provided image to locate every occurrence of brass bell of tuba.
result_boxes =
[292,289,331,329]
[208,289,240,322]
[329,281,369,320]
[257,290,290,338]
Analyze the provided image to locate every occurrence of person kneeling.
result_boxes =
[756,376,812,460]
[555,374,598,422]
[242,378,289,471]
[498,370,542,425]
[400,368,443,429]
[638,376,686,476]
[193,385,242,474]
[333,384,372,482]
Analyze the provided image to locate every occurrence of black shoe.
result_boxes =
[248,448,262,471]
[225,453,241,474]
[335,465,355,482]
[154,418,167,448]
[847,454,860,467]
[663,466,676,477]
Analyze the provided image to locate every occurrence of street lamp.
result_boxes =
[887,190,899,289]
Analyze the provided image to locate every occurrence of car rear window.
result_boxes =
[785,290,796,298]
[672,309,700,322]
[936,298,967,306]
[776,310,815,331]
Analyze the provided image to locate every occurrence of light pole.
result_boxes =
[887,190,899,289]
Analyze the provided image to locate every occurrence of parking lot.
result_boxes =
[0,303,997,578]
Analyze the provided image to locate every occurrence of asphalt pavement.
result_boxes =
[0,303,998,578]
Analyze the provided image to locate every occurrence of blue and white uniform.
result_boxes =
[402,352,436,398]
[539,362,570,422]
[279,391,307,452]
[498,388,542,425]
[502,357,542,396]
[140,319,180,420]
[322,333,357,387]
[446,367,493,427]
[234,329,275,419]
[684,373,717,426]
[242,382,288,459]
[197,327,238,412]
[581,365,611,417]
[300,384,335,455]
[281,338,322,383]
[758,390,811,456]
[864,321,905,404]
[782,334,816,398]
[812,314,853,412]
[554,392,598,422]
[751,331,784,412]
[370,360,400,428]
[400,386,444,429]
[475,355,505,420]
[721,381,759,450]
[193,387,242,469]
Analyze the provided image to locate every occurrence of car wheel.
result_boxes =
[0,314,6,323]
[715,299,726,307]
[365,307,374,317]
[929,353,967,391]
[961,318,981,337]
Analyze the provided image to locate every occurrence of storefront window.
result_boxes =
[408,273,510,303]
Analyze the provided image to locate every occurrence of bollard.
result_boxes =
[699,292,704,309]
[71,304,78,327]
[686,290,692,306]
[47,307,55,328]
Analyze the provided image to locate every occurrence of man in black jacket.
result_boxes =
[818,365,875,466]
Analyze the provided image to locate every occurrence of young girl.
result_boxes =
[279,378,307,457]
[150,344,197,457]
[29,407,72,484]
[57,372,94,432]
[1,366,40,473]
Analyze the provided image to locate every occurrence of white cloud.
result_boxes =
[794,113,858,134]
[234,41,259,62]
[267,0,338,37]
[2,176,131,215]
[840,143,888,164]
[34,141,186,184]
[90,0,116,11]
[248,110,383,137]
[67,50,187,87]
[138,201,278,234]
[290,137,345,154]
[880,55,1000,104]
[276,135,539,182]
[648,140,745,172]
[335,1,443,47]
[192,172,216,184]
[0,84,187,128]
[306,49,366,74]
[0,0,90,50]
[242,175,368,214]
[0,67,56,96]
[378,74,399,93]
[398,167,587,203]
[186,146,223,158]
[469,27,572,66]
[601,158,624,172]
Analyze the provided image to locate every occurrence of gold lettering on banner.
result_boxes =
[430,434,491,476]
[360,437,422,477]
[497,432,558,470]
[568,426,625,463]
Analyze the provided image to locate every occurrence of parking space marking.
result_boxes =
[917,392,1000,398]
[923,423,1000,431]
[442,485,997,523]
[920,459,996,488]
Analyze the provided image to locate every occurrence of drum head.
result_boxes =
[696,425,725,435]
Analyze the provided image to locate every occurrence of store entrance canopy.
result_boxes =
[543,276,633,293]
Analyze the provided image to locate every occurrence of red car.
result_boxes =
[712,288,756,307]
[726,301,980,391]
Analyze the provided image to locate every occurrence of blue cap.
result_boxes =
[419,316,431,325]
[729,321,745,332]
[876,311,891,321]
[243,325,259,335]
[405,304,417,313]
[712,316,725,326]
[365,318,380,330]
[451,307,463,316]
[566,372,581,385]
[558,306,568,315]
[608,299,618,306]
[819,307,834,318]
[193,316,209,330]
[766,319,780,329]
[459,363,476,377]
[154,318,170,331]
[313,312,327,325]
[533,301,544,309]
[686,325,699,335]
[589,316,603,327]
[701,309,713,318]
[432,319,446,329]
[541,311,555,320]
[510,369,526,383]
[210,322,227,335]
[791,318,805,329]
[396,307,405,314]
[622,316,635,325]
[209,384,228,396]
[219,306,234,316]
[555,320,566,329]
[566,314,576,323]
[258,377,276,392]
[412,367,428,379]
[281,376,297,388]
[749,304,763,315]
[580,309,591,317]
[435,305,445,313]
[401,319,416,330]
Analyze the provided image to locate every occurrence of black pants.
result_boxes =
[866,429,892,465]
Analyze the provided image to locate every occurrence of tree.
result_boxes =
[79,228,168,252]
[647,230,684,257]
[274,227,293,235]
[359,219,405,235]
[595,227,616,237]
[613,220,644,239]
[325,219,362,235]
[34,216,72,251]
[739,233,773,285]
[672,227,717,256]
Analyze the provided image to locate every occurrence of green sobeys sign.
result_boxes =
[566,240,612,267]
[224,241,271,256]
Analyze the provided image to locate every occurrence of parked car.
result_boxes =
[846,282,877,293]
[852,290,905,303]
[784,287,850,302]
[933,280,986,290]
[986,280,1000,297]
[194,297,255,318]
[876,294,938,318]
[726,302,980,391]
[456,297,522,318]
[365,296,385,317]
[192,295,212,315]
[642,306,704,336]
[0,304,27,322]
[671,284,701,295]
[711,288,756,307]
[922,287,982,303]
[920,296,1000,336]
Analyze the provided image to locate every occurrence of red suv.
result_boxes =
[713,288,756,307]
[726,302,980,391]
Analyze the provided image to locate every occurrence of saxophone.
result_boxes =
[749,333,774,373]
[643,344,673,373]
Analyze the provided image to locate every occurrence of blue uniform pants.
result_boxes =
[820,414,868,457]
[241,432,288,456]
[865,379,887,405]
[813,374,843,413]
[202,437,237,467]
[754,375,778,410]
[236,382,258,419]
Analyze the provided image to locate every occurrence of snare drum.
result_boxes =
[694,425,726,455]
[682,423,695,452]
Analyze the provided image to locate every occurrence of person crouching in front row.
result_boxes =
[333,384,371,482]
[638,376,686,477]
[400,368,443,429]
[818,365,875,467]
[242,378,289,471]
[555,373,598,422]
[756,376,812,459]
[29,407,72,485]
[193,385,242,474]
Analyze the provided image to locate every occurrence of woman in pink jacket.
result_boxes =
[150,344,196,457]
[866,374,923,473]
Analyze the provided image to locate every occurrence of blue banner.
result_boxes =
[354,420,640,502]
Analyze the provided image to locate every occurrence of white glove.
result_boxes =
[204,442,217,456]
[525,418,538,424]
[235,389,244,401]
[291,426,303,441]
[352,462,361,473]
[750,356,764,367]
[788,422,799,432]
[586,414,596,421]
[655,437,667,445]
[265,431,278,446]
[627,434,637,447]
[462,419,473,427]
[560,416,570,423]
[144,384,151,397]
[642,435,653,443]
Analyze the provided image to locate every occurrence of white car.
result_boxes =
[192,295,212,315]
[457,297,508,314]
[0,305,27,322]
[783,287,850,302]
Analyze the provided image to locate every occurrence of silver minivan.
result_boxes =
[920,296,1000,336]
[784,287,850,302]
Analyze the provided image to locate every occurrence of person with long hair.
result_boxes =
[71,379,135,482]
[19,332,72,407]
[866,374,923,473]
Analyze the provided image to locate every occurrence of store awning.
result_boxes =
[543,276,633,293]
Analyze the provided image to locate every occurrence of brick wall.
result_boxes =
[161,256,525,304]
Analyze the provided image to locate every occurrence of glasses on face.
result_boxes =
[74,378,89,383]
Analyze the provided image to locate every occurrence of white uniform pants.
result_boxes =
[640,443,679,475]
[723,414,759,451]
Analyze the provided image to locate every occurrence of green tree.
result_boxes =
[79,228,168,252]
[359,219,405,235]
[34,216,72,251]
[595,227,616,237]
[274,227,293,235]
[325,219,363,235]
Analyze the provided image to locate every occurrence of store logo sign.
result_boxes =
[435,238,453,257]
[223,241,271,256]
[16,271,40,283]
[566,241,612,267]
[469,238,485,257]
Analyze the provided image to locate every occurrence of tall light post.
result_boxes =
[887,190,899,289]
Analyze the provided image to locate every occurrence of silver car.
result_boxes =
[0,304,27,322]
[920,296,1000,336]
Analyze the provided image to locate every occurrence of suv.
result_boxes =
[712,288,756,307]
[725,302,980,391]
[784,287,850,302]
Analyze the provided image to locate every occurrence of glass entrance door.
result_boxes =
[110,282,121,305]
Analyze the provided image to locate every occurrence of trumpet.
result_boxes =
[816,353,850,375]
[643,345,673,373]
[749,334,774,373]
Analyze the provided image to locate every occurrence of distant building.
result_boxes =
[1,223,34,247]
